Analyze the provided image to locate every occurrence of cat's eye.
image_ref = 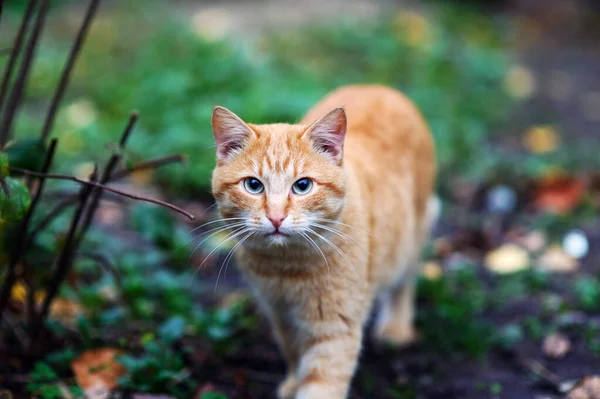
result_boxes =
[292,178,313,195]
[244,178,264,194]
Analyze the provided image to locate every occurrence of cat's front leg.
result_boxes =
[294,328,362,399]
[272,317,300,399]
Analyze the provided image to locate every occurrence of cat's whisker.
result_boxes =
[188,217,246,235]
[306,228,356,274]
[300,231,331,287]
[186,222,246,246]
[187,222,246,260]
[193,226,250,278]
[313,218,375,237]
[309,222,367,253]
[214,230,255,292]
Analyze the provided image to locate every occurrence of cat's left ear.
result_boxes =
[212,106,255,163]
[303,107,347,164]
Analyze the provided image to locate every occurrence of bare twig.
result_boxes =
[111,154,186,181]
[0,0,37,114]
[26,196,77,249]
[0,0,50,147]
[9,167,195,220]
[0,139,57,318]
[39,0,103,143]
[31,166,98,354]
[76,112,138,239]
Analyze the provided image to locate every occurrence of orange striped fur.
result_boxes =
[211,85,437,399]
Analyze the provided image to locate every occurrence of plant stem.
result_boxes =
[39,0,103,144]
[0,0,37,117]
[0,139,57,318]
[0,0,50,147]
[111,154,186,181]
[9,166,195,220]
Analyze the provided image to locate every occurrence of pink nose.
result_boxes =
[267,213,286,230]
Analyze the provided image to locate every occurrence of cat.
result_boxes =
[210,84,437,399]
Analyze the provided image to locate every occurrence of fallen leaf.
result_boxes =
[71,349,125,398]
[537,245,578,273]
[421,261,442,280]
[49,298,84,323]
[568,376,600,399]
[534,173,586,214]
[10,280,27,304]
[542,333,571,359]
[485,244,530,274]
[523,125,560,154]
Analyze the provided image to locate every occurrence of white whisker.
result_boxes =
[313,217,374,237]
[193,226,250,278]
[309,222,367,253]
[300,231,331,287]
[187,222,246,260]
[215,231,254,292]
[306,228,356,275]
[188,217,246,235]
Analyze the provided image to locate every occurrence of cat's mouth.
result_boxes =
[266,231,289,238]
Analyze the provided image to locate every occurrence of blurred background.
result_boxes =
[0,0,599,398]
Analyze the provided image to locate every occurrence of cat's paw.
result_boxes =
[374,323,421,347]
[277,375,298,399]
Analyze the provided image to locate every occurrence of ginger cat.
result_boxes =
[210,85,437,399]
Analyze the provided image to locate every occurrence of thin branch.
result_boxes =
[0,0,38,114]
[9,166,195,220]
[0,139,57,318]
[39,0,102,143]
[111,154,186,181]
[0,0,50,147]
[26,196,77,249]
[31,165,98,354]
[76,112,138,239]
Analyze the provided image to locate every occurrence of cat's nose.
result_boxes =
[267,212,287,230]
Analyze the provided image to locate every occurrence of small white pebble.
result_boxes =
[563,230,589,259]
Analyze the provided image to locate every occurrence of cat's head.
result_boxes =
[210,106,347,247]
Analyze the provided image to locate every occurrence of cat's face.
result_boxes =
[211,106,347,247]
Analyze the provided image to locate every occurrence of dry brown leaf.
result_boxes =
[49,298,84,323]
[485,244,530,274]
[71,348,125,396]
[537,245,578,273]
[534,173,586,214]
[542,333,571,359]
[568,376,600,399]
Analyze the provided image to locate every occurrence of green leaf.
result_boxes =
[0,177,31,222]
[158,316,186,343]
[4,139,46,172]
[0,153,9,178]
[130,203,176,249]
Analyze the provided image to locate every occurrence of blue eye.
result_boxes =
[244,178,264,194]
[292,178,313,195]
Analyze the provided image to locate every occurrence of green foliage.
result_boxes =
[573,276,600,312]
[117,329,196,397]
[417,267,492,358]
[27,362,83,399]
[200,393,229,399]
[192,298,258,356]
[0,177,31,221]
[4,138,47,172]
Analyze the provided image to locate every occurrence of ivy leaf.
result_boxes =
[0,177,31,222]
[4,138,46,172]
[158,316,185,343]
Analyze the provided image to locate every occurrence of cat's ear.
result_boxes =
[303,107,347,164]
[212,106,255,162]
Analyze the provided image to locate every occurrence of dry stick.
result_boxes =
[30,166,98,354]
[25,196,77,250]
[0,139,57,319]
[111,154,187,181]
[0,0,50,147]
[0,0,37,115]
[76,112,138,240]
[9,167,195,220]
[39,0,102,144]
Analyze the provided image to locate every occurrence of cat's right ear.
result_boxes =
[211,106,255,162]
